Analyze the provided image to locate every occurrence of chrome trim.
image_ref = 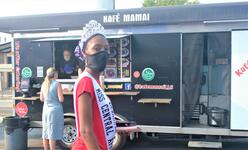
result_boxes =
[137,125,248,137]
[180,33,183,127]
[203,19,248,24]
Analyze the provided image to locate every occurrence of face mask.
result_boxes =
[86,51,109,73]
[64,56,71,62]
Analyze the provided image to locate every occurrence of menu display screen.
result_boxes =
[105,36,131,81]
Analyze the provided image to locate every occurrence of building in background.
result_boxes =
[0,32,12,97]
[0,32,11,44]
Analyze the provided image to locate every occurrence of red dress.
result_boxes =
[72,76,114,150]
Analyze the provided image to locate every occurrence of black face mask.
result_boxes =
[85,51,109,73]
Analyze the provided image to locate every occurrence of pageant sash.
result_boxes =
[74,71,116,150]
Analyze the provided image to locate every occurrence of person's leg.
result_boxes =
[43,139,49,150]
[49,139,56,150]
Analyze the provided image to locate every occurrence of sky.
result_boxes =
[0,0,247,17]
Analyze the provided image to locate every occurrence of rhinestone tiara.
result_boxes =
[81,20,105,41]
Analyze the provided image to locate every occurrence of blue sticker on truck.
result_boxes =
[124,83,132,90]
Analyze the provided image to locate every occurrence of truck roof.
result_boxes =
[0,2,248,33]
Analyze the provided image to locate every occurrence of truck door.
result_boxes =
[132,33,181,126]
[231,30,248,130]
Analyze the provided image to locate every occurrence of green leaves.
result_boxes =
[143,0,199,7]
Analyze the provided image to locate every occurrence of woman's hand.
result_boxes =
[116,126,141,135]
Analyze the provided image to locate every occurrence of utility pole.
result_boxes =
[113,0,115,9]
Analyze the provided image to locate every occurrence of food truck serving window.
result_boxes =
[33,37,80,80]
[33,35,132,82]
[54,41,79,79]
[104,35,131,82]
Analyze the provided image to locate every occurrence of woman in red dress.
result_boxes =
[72,20,116,150]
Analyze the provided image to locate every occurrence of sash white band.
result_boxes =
[73,71,116,150]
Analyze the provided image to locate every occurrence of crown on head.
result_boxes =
[81,20,105,41]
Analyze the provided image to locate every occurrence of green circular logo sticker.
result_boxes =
[142,68,155,81]
[22,67,32,78]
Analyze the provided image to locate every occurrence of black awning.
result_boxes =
[0,42,11,53]
[0,2,248,33]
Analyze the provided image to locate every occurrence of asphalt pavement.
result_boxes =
[0,127,248,150]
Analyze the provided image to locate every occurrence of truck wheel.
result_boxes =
[58,118,77,149]
[112,114,128,150]
[112,132,127,150]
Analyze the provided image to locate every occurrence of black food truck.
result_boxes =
[1,2,248,149]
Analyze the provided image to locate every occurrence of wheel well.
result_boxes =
[115,114,128,121]
[64,113,75,119]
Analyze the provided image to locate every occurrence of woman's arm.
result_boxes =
[40,84,44,102]
[57,83,64,103]
[78,93,100,150]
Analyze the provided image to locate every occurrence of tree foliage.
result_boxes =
[143,0,199,7]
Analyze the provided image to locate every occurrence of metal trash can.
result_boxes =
[207,107,228,127]
[3,116,30,150]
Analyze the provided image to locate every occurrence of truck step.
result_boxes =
[188,141,222,149]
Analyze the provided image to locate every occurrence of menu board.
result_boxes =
[105,36,131,81]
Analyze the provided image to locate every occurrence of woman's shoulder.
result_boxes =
[52,80,60,88]
[76,76,95,96]
[78,76,93,85]
[52,80,59,84]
